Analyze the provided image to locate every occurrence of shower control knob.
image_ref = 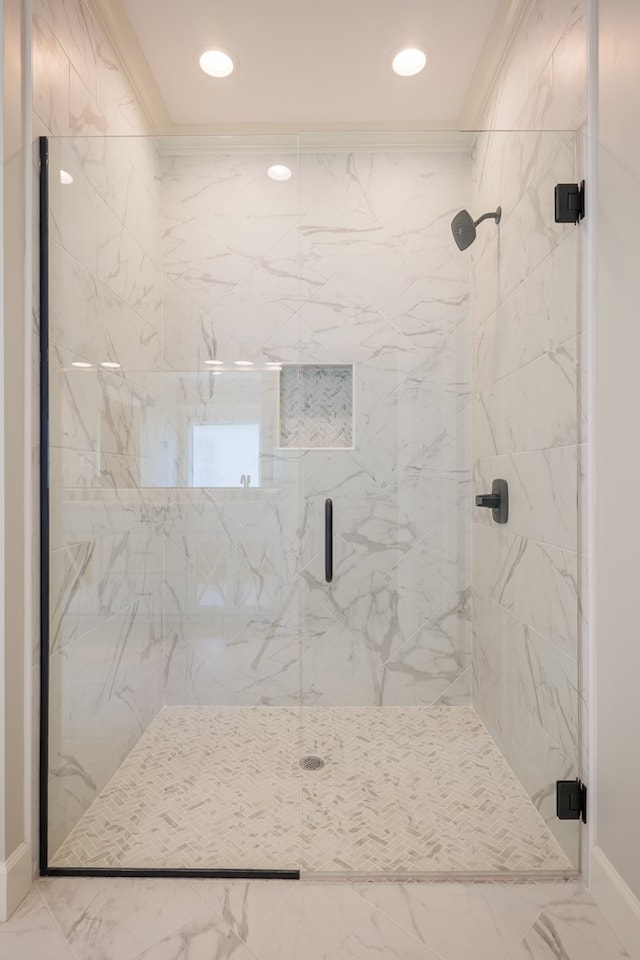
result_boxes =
[475,478,509,524]
[475,493,501,508]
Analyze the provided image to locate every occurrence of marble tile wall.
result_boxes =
[298,148,472,708]
[46,135,165,856]
[33,0,165,857]
[160,144,472,709]
[470,0,588,867]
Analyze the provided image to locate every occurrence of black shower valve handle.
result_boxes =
[475,493,501,509]
[475,478,509,524]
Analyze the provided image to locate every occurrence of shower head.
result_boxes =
[451,206,502,251]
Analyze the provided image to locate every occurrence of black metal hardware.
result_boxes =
[39,137,51,874]
[42,867,300,880]
[555,181,585,223]
[475,478,509,524]
[475,493,501,509]
[325,498,333,583]
[556,779,587,824]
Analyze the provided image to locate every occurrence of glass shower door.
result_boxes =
[43,134,305,874]
[297,130,582,878]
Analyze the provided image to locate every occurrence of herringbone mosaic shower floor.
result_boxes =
[51,706,573,875]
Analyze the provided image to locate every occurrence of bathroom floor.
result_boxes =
[51,705,573,875]
[1,879,630,960]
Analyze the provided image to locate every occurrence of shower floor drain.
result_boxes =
[300,755,325,771]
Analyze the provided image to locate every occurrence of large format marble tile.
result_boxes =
[381,591,472,707]
[196,882,376,960]
[315,908,441,959]
[474,446,578,551]
[528,541,578,658]
[353,882,541,960]
[473,233,577,393]
[7,879,629,960]
[39,877,215,960]
[473,338,577,458]
[131,914,261,960]
[509,883,630,959]
[0,888,75,960]
[49,241,162,372]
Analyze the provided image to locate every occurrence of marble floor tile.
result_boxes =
[508,883,631,959]
[509,911,630,960]
[315,909,441,959]
[353,881,542,960]
[39,876,216,960]
[217,882,377,960]
[0,879,631,960]
[130,912,261,960]
[0,888,75,960]
[190,880,300,945]
[50,705,572,876]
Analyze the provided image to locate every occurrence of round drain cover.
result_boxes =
[300,755,325,771]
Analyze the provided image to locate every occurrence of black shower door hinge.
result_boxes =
[556,779,587,823]
[555,181,585,223]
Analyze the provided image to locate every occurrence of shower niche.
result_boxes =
[279,364,354,449]
[41,130,582,879]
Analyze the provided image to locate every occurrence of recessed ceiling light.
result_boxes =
[268,164,292,182]
[100,361,121,368]
[234,360,254,366]
[205,359,224,365]
[392,47,427,77]
[199,49,234,78]
[60,170,74,185]
[265,361,282,366]
[71,361,92,368]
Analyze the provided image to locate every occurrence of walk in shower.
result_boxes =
[40,129,581,878]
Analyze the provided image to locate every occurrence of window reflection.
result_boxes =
[191,423,261,488]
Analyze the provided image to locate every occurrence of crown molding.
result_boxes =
[458,0,536,128]
[84,0,172,133]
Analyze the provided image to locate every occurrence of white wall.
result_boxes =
[591,0,640,951]
[0,0,33,923]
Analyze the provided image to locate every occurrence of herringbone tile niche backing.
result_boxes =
[279,365,353,448]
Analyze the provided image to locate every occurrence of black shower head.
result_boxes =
[451,206,502,251]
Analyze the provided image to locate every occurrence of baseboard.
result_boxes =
[0,842,32,922]
[590,846,640,960]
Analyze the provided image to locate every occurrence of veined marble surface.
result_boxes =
[470,102,582,874]
[0,878,629,960]
[160,147,472,713]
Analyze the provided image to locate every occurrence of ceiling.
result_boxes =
[102,0,525,131]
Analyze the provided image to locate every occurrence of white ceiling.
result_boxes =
[113,0,512,130]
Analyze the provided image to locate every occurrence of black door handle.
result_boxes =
[325,498,333,583]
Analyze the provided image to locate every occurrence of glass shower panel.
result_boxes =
[43,128,580,879]
[298,130,581,877]
[44,134,305,873]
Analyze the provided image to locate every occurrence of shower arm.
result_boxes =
[474,210,501,227]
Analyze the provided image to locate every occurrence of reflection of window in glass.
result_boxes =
[191,423,261,487]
